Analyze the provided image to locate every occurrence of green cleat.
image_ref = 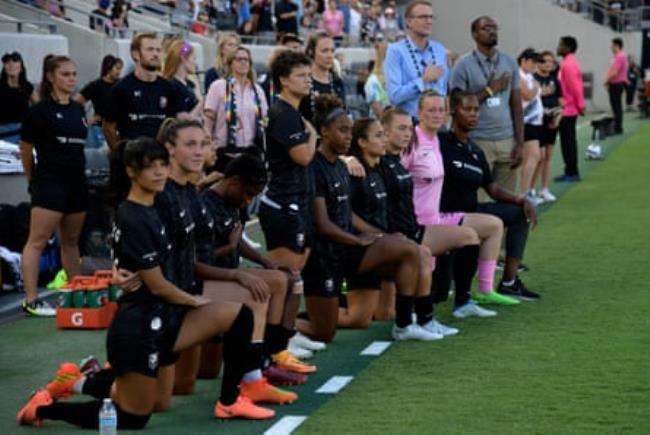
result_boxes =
[473,290,521,305]
[46,269,68,290]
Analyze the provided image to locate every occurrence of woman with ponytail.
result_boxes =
[19,55,88,317]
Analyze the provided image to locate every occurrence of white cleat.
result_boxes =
[290,332,327,352]
[392,323,444,341]
[287,342,314,360]
[421,319,459,337]
[452,301,497,319]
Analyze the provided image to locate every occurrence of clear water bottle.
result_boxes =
[99,398,117,435]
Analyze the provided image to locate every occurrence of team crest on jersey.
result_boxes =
[325,278,334,293]
[148,352,159,370]
[160,96,168,109]
[150,316,162,331]
[296,232,305,248]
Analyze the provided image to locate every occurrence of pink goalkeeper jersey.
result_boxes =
[401,126,445,225]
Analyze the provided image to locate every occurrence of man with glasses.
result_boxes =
[384,0,449,118]
[450,16,524,196]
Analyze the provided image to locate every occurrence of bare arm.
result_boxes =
[140,267,205,307]
[288,120,318,167]
[351,212,381,235]
[19,141,34,182]
[313,197,365,246]
[102,120,120,151]
[484,181,537,227]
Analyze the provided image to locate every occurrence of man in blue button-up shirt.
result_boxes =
[384,0,448,119]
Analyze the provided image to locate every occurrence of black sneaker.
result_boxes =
[497,277,540,301]
[22,298,56,317]
[496,261,530,273]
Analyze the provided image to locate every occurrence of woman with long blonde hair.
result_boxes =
[163,40,202,119]
[364,40,389,119]
[204,32,241,93]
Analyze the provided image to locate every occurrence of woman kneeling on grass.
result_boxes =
[296,95,439,343]
[16,138,273,430]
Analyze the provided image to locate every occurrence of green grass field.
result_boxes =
[1,114,648,434]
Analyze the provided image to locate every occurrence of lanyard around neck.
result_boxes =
[405,38,436,77]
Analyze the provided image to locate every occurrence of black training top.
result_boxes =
[298,75,346,122]
[21,96,87,179]
[312,151,353,265]
[350,164,388,232]
[170,78,199,114]
[265,99,313,207]
[111,200,172,304]
[80,78,114,120]
[534,72,563,110]
[200,189,241,269]
[186,184,216,269]
[0,81,34,123]
[104,73,182,140]
[154,179,198,294]
[439,131,494,213]
[379,154,420,240]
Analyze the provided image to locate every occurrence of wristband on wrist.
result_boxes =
[485,86,494,97]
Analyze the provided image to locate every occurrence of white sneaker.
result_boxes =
[452,301,497,319]
[287,342,314,359]
[290,332,327,352]
[525,191,544,207]
[242,231,262,249]
[538,188,557,203]
[392,323,443,341]
[422,319,459,337]
[22,298,56,317]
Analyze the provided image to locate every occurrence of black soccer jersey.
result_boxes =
[170,78,199,114]
[80,78,115,120]
[21,97,87,179]
[185,184,216,268]
[154,179,197,293]
[104,73,182,140]
[439,131,494,213]
[379,154,420,240]
[200,189,241,269]
[298,75,346,122]
[265,99,313,207]
[350,164,388,232]
[111,200,172,303]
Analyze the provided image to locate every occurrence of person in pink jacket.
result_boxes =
[555,36,585,182]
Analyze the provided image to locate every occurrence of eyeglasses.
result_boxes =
[409,14,434,21]
[233,57,250,63]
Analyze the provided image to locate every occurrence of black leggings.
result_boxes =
[476,202,530,260]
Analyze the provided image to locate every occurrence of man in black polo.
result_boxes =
[103,33,184,150]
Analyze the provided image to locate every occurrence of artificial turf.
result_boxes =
[0,115,648,434]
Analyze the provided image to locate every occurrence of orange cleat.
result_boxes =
[45,362,82,400]
[240,378,298,404]
[272,350,317,374]
[215,395,275,420]
[17,389,52,427]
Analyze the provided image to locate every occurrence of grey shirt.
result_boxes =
[450,50,520,141]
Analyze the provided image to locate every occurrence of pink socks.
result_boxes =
[478,260,497,293]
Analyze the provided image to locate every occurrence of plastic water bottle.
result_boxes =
[99,398,117,435]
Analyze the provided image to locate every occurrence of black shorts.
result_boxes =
[540,116,559,146]
[302,249,343,298]
[524,124,543,142]
[107,302,186,378]
[31,176,88,214]
[259,201,313,254]
[344,245,382,291]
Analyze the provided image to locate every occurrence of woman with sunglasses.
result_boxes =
[0,51,37,144]
[163,40,203,119]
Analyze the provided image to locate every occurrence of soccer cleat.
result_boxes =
[240,378,298,404]
[79,356,103,376]
[263,364,308,386]
[46,269,68,290]
[272,350,317,374]
[553,174,581,183]
[22,299,56,317]
[498,277,541,301]
[392,323,443,341]
[215,395,275,420]
[473,290,521,305]
[289,332,327,352]
[453,301,497,319]
[538,188,557,203]
[46,362,82,400]
[287,342,314,360]
[17,389,52,427]
[525,191,544,207]
[421,319,459,337]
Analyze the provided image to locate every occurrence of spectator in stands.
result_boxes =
[605,37,629,134]
[384,0,449,118]
[381,7,399,41]
[450,16,524,196]
[103,33,186,149]
[301,0,319,29]
[360,3,379,44]
[533,50,563,203]
[204,32,240,93]
[299,31,346,122]
[321,0,345,41]
[275,0,299,36]
[251,0,274,34]
[517,48,544,204]
[237,0,253,35]
[19,55,88,317]
[626,55,641,111]
[74,55,124,149]
[0,51,37,144]
[204,46,268,173]
[89,0,111,35]
[348,0,362,44]
[111,0,130,38]
[191,10,211,36]
[338,0,351,35]
[365,40,389,118]
[163,41,203,119]
[35,0,65,18]
[555,36,584,182]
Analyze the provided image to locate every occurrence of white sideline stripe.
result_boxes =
[316,375,354,394]
[360,341,392,356]
[264,415,308,435]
